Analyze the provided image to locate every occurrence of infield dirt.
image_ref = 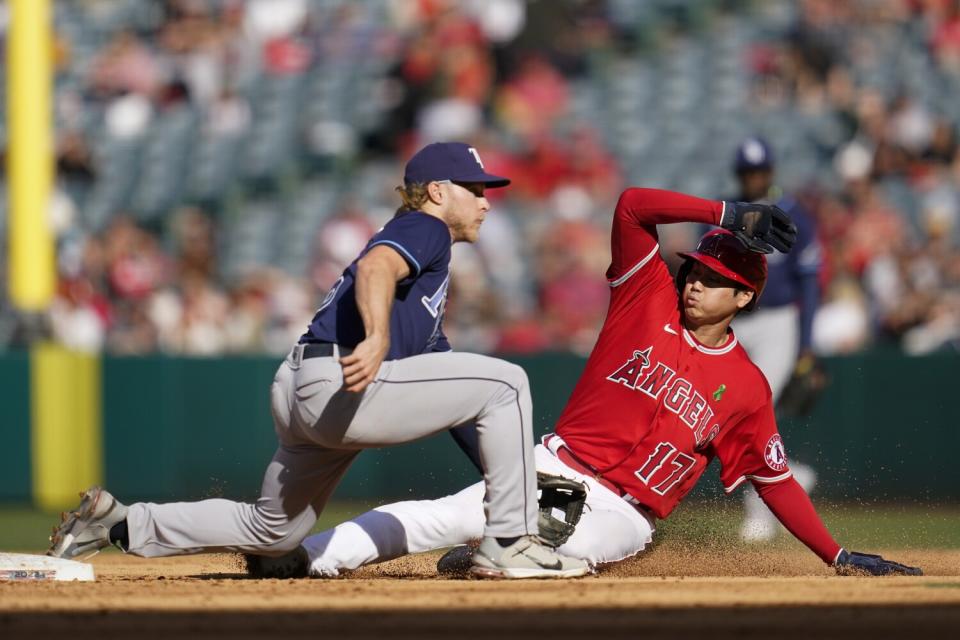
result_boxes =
[1,547,958,639]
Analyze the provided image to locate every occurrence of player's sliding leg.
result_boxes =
[301,482,485,577]
[294,445,654,577]
[534,446,654,565]
[439,445,655,574]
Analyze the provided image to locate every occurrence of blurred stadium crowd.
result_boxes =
[1,0,959,357]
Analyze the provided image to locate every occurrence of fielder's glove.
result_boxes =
[537,472,588,548]
[834,549,923,576]
[776,353,828,418]
[435,473,588,576]
[721,201,798,254]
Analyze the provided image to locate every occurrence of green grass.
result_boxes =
[2,500,958,554]
[659,500,960,550]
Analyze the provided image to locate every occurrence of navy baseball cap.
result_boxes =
[403,142,510,188]
[733,137,774,173]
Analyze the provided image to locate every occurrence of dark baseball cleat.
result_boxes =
[436,544,476,577]
[470,535,590,579]
[245,546,310,579]
[47,486,128,559]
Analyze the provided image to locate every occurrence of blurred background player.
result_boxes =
[728,137,824,543]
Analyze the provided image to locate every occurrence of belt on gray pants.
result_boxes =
[291,342,353,367]
[304,342,355,358]
[302,342,337,358]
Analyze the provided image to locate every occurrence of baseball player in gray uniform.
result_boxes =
[47,142,588,579]
[728,137,822,542]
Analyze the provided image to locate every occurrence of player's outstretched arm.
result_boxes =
[343,245,410,392]
[754,477,923,575]
[614,188,725,229]
[608,188,725,281]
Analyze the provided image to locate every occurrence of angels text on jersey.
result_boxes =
[605,345,721,450]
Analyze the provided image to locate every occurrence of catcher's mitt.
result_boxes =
[776,353,827,418]
[537,471,588,548]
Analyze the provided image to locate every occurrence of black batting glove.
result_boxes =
[721,201,798,254]
[834,549,923,576]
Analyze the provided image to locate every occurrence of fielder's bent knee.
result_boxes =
[263,534,308,555]
[488,360,528,396]
[250,508,315,555]
[473,355,528,389]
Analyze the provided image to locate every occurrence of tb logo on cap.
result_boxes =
[468,147,484,168]
[403,142,510,187]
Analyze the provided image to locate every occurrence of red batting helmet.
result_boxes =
[676,229,767,311]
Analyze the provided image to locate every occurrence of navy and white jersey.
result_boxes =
[757,195,822,350]
[759,196,821,308]
[302,211,453,360]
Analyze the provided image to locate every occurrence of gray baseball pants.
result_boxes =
[733,305,817,526]
[125,345,538,557]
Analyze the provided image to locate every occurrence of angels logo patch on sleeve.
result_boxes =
[764,434,788,472]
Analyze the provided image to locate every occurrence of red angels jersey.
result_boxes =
[553,189,792,520]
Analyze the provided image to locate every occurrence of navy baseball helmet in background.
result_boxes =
[733,137,774,173]
[404,142,511,188]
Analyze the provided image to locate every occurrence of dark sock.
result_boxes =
[496,536,521,548]
[109,519,129,549]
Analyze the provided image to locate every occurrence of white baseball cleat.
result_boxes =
[47,486,128,559]
[739,517,777,543]
[470,535,590,579]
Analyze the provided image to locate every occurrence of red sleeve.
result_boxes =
[714,400,792,493]
[756,477,842,565]
[607,188,725,283]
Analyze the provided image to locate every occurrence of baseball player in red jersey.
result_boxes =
[250,188,921,578]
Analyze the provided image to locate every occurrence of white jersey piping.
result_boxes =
[682,326,738,355]
[723,470,793,494]
[608,244,660,288]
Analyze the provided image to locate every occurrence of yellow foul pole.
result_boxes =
[7,1,101,510]
[7,0,55,311]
